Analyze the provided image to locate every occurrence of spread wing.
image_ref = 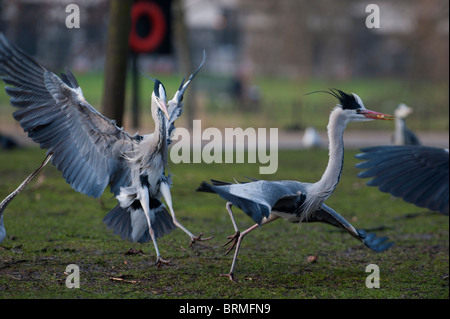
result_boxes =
[356,145,449,215]
[197,179,305,224]
[0,33,137,197]
[166,50,205,145]
[309,204,393,252]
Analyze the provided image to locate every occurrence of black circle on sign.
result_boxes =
[136,14,151,38]
[129,1,166,53]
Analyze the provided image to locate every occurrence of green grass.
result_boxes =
[1,72,448,133]
[0,148,448,299]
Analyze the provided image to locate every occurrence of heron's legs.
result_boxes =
[222,202,240,254]
[0,153,53,215]
[160,182,213,246]
[220,223,259,282]
[139,188,170,267]
[221,204,279,282]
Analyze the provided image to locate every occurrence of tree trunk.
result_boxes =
[101,0,133,127]
[172,0,194,130]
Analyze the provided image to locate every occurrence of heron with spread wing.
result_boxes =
[198,89,395,281]
[0,34,210,266]
[356,145,448,215]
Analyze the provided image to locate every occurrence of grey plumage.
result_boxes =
[166,51,205,145]
[308,204,392,252]
[198,179,307,225]
[0,34,135,198]
[198,89,394,281]
[356,145,449,215]
[103,198,176,242]
[199,179,392,251]
[0,34,208,265]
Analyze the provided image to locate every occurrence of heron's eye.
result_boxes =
[356,109,361,114]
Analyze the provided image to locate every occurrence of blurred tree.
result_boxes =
[101,0,133,127]
[173,0,195,130]
[409,0,449,81]
[237,0,448,81]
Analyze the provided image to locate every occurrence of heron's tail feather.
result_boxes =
[103,200,176,243]
[196,179,236,192]
[103,205,135,241]
[196,182,216,193]
[151,204,177,239]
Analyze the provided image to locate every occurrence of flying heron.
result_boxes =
[197,89,395,282]
[356,145,449,215]
[0,34,211,266]
[392,103,420,145]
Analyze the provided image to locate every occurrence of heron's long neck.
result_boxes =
[314,109,347,196]
[154,109,167,150]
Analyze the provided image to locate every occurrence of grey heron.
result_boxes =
[0,34,210,266]
[356,145,449,215]
[197,89,395,282]
[392,103,420,145]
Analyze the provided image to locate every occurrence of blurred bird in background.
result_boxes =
[392,103,421,145]
[302,126,323,149]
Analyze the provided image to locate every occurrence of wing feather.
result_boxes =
[197,179,304,224]
[166,51,206,145]
[0,33,137,197]
[356,145,449,215]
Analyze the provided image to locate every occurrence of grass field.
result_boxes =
[0,147,448,299]
[1,72,448,133]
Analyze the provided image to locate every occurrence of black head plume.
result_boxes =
[305,88,362,110]
[153,79,166,101]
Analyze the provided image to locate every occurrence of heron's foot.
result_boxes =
[189,233,214,248]
[223,231,240,255]
[220,272,238,283]
[155,256,171,268]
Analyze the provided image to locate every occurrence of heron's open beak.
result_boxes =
[159,100,170,119]
[361,110,395,120]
